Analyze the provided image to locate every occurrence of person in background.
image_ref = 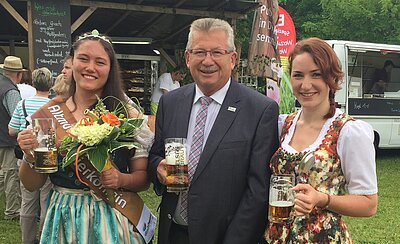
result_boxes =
[150,65,186,115]
[364,60,394,94]
[61,55,73,84]
[49,73,70,99]
[148,18,279,244]
[48,55,72,98]
[17,31,153,243]
[369,60,395,94]
[9,67,54,244]
[265,37,378,243]
[0,55,25,221]
[17,68,36,99]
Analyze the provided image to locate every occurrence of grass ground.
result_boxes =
[345,149,400,243]
[0,150,398,243]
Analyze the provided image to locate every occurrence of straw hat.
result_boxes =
[0,56,27,72]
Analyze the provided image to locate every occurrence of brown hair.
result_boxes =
[288,37,343,118]
[21,68,32,85]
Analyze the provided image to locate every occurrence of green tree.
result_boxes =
[237,0,400,52]
[280,0,400,44]
[235,17,253,56]
[278,0,324,40]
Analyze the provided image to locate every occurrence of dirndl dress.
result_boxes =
[265,111,353,243]
[40,186,145,244]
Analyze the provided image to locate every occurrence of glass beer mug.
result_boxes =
[32,118,58,173]
[164,138,188,192]
[268,174,295,223]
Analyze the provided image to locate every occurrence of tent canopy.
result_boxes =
[1,0,258,55]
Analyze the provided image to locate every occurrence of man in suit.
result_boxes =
[148,18,279,244]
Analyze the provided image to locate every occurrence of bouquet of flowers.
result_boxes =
[60,96,144,173]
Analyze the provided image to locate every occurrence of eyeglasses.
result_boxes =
[187,48,233,59]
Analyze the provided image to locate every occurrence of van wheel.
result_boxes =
[373,131,380,152]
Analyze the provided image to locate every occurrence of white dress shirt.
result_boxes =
[174,79,231,225]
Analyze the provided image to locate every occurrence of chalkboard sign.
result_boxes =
[348,98,400,116]
[32,0,71,77]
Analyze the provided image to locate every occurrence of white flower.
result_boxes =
[70,122,113,146]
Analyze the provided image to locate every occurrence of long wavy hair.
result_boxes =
[288,37,343,119]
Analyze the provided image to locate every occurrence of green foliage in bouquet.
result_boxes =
[60,96,144,172]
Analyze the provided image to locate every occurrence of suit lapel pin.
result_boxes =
[227,106,236,112]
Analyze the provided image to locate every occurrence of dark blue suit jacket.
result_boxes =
[148,79,279,244]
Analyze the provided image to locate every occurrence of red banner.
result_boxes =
[276,6,296,58]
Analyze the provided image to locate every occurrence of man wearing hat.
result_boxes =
[0,55,24,220]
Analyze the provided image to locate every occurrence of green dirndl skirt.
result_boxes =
[40,186,145,244]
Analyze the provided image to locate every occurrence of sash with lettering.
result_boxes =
[31,97,156,243]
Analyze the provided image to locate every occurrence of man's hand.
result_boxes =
[156,159,168,185]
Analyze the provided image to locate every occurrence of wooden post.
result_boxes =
[28,0,34,71]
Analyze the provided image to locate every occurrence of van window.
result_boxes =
[347,49,400,98]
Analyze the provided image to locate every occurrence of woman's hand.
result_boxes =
[100,167,122,189]
[292,183,328,216]
[17,128,37,161]
[18,128,49,191]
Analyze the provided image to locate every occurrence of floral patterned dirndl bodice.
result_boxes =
[265,111,354,243]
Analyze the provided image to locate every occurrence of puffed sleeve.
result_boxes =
[132,115,154,159]
[337,119,378,195]
[278,114,288,138]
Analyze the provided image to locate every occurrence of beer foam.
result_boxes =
[34,147,57,152]
[270,200,294,207]
[165,143,187,165]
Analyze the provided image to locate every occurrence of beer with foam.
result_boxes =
[165,138,188,192]
[268,200,294,222]
[32,118,58,173]
[268,174,295,223]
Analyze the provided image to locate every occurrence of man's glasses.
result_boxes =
[187,48,233,59]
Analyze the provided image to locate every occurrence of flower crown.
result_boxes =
[77,29,112,44]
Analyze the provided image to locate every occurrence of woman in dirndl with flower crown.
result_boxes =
[17,30,154,243]
[264,37,378,243]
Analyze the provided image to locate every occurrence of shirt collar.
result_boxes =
[193,78,231,105]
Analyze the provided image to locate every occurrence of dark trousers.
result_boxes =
[169,222,189,244]
[167,222,268,244]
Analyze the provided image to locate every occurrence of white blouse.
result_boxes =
[279,108,378,195]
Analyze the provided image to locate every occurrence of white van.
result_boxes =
[326,40,400,149]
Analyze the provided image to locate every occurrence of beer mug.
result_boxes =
[164,138,188,192]
[32,118,58,173]
[268,174,295,223]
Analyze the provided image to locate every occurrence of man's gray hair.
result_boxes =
[186,18,235,51]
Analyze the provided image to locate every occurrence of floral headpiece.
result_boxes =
[77,29,112,44]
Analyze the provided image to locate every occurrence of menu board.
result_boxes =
[348,98,400,116]
[31,0,71,76]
